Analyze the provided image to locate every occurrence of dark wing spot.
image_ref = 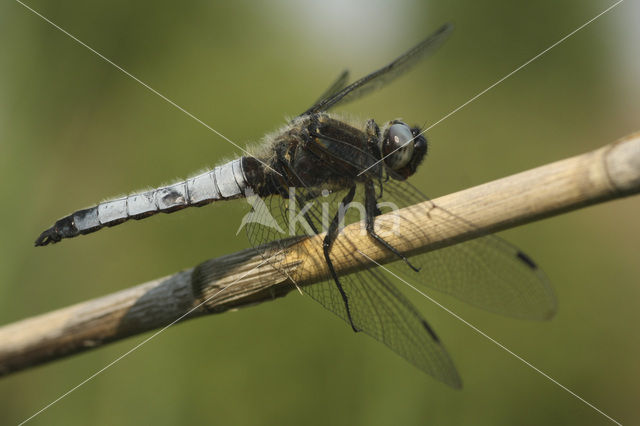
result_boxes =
[421,319,440,343]
[516,251,538,270]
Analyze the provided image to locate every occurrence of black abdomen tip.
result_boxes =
[34,216,78,247]
[34,227,61,246]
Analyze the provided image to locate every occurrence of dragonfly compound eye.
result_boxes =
[382,122,414,170]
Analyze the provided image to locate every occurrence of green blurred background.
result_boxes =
[1,0,639,424]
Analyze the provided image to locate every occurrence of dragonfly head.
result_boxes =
[379,121,427,179]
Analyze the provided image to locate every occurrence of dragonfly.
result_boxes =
[35,23,556,388]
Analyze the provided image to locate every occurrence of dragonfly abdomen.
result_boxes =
[35,158,249,246]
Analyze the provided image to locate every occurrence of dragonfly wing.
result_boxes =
[244,124,555,386]
[307,69,350,112]
[305,263,462,388]
[279,134,557,321]
[301,23,453,116]
[377,179,557,320]
[245,182,461,387]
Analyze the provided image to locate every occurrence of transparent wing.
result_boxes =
[245,184,462,387]
[309,70,350,110]
[377,179,557,320]
[304,263,462,388]
[277,134,557,320]
[243,128,555,386]
[301,23,453,116]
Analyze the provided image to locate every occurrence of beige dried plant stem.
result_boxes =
[1,132,639,377]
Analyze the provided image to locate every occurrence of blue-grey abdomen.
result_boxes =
[35,158,251,246]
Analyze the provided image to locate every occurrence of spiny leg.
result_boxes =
[364,180,419,272]
[278,158,355,320]
[323,186,358,332]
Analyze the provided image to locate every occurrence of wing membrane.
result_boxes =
[246,183,462,387]
[245,98,555,385]
[281,134,557,320]
[311,70,350,109]
[378,179,557,320]
[302,23,453,116]
[304,264,462,388]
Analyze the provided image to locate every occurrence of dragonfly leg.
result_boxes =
[278,157,358,331]
[364,180,420,272]
[323,186,358,332]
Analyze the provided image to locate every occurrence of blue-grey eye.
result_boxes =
[382,123,414,169]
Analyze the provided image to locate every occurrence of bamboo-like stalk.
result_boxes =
[1,132,638,377]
